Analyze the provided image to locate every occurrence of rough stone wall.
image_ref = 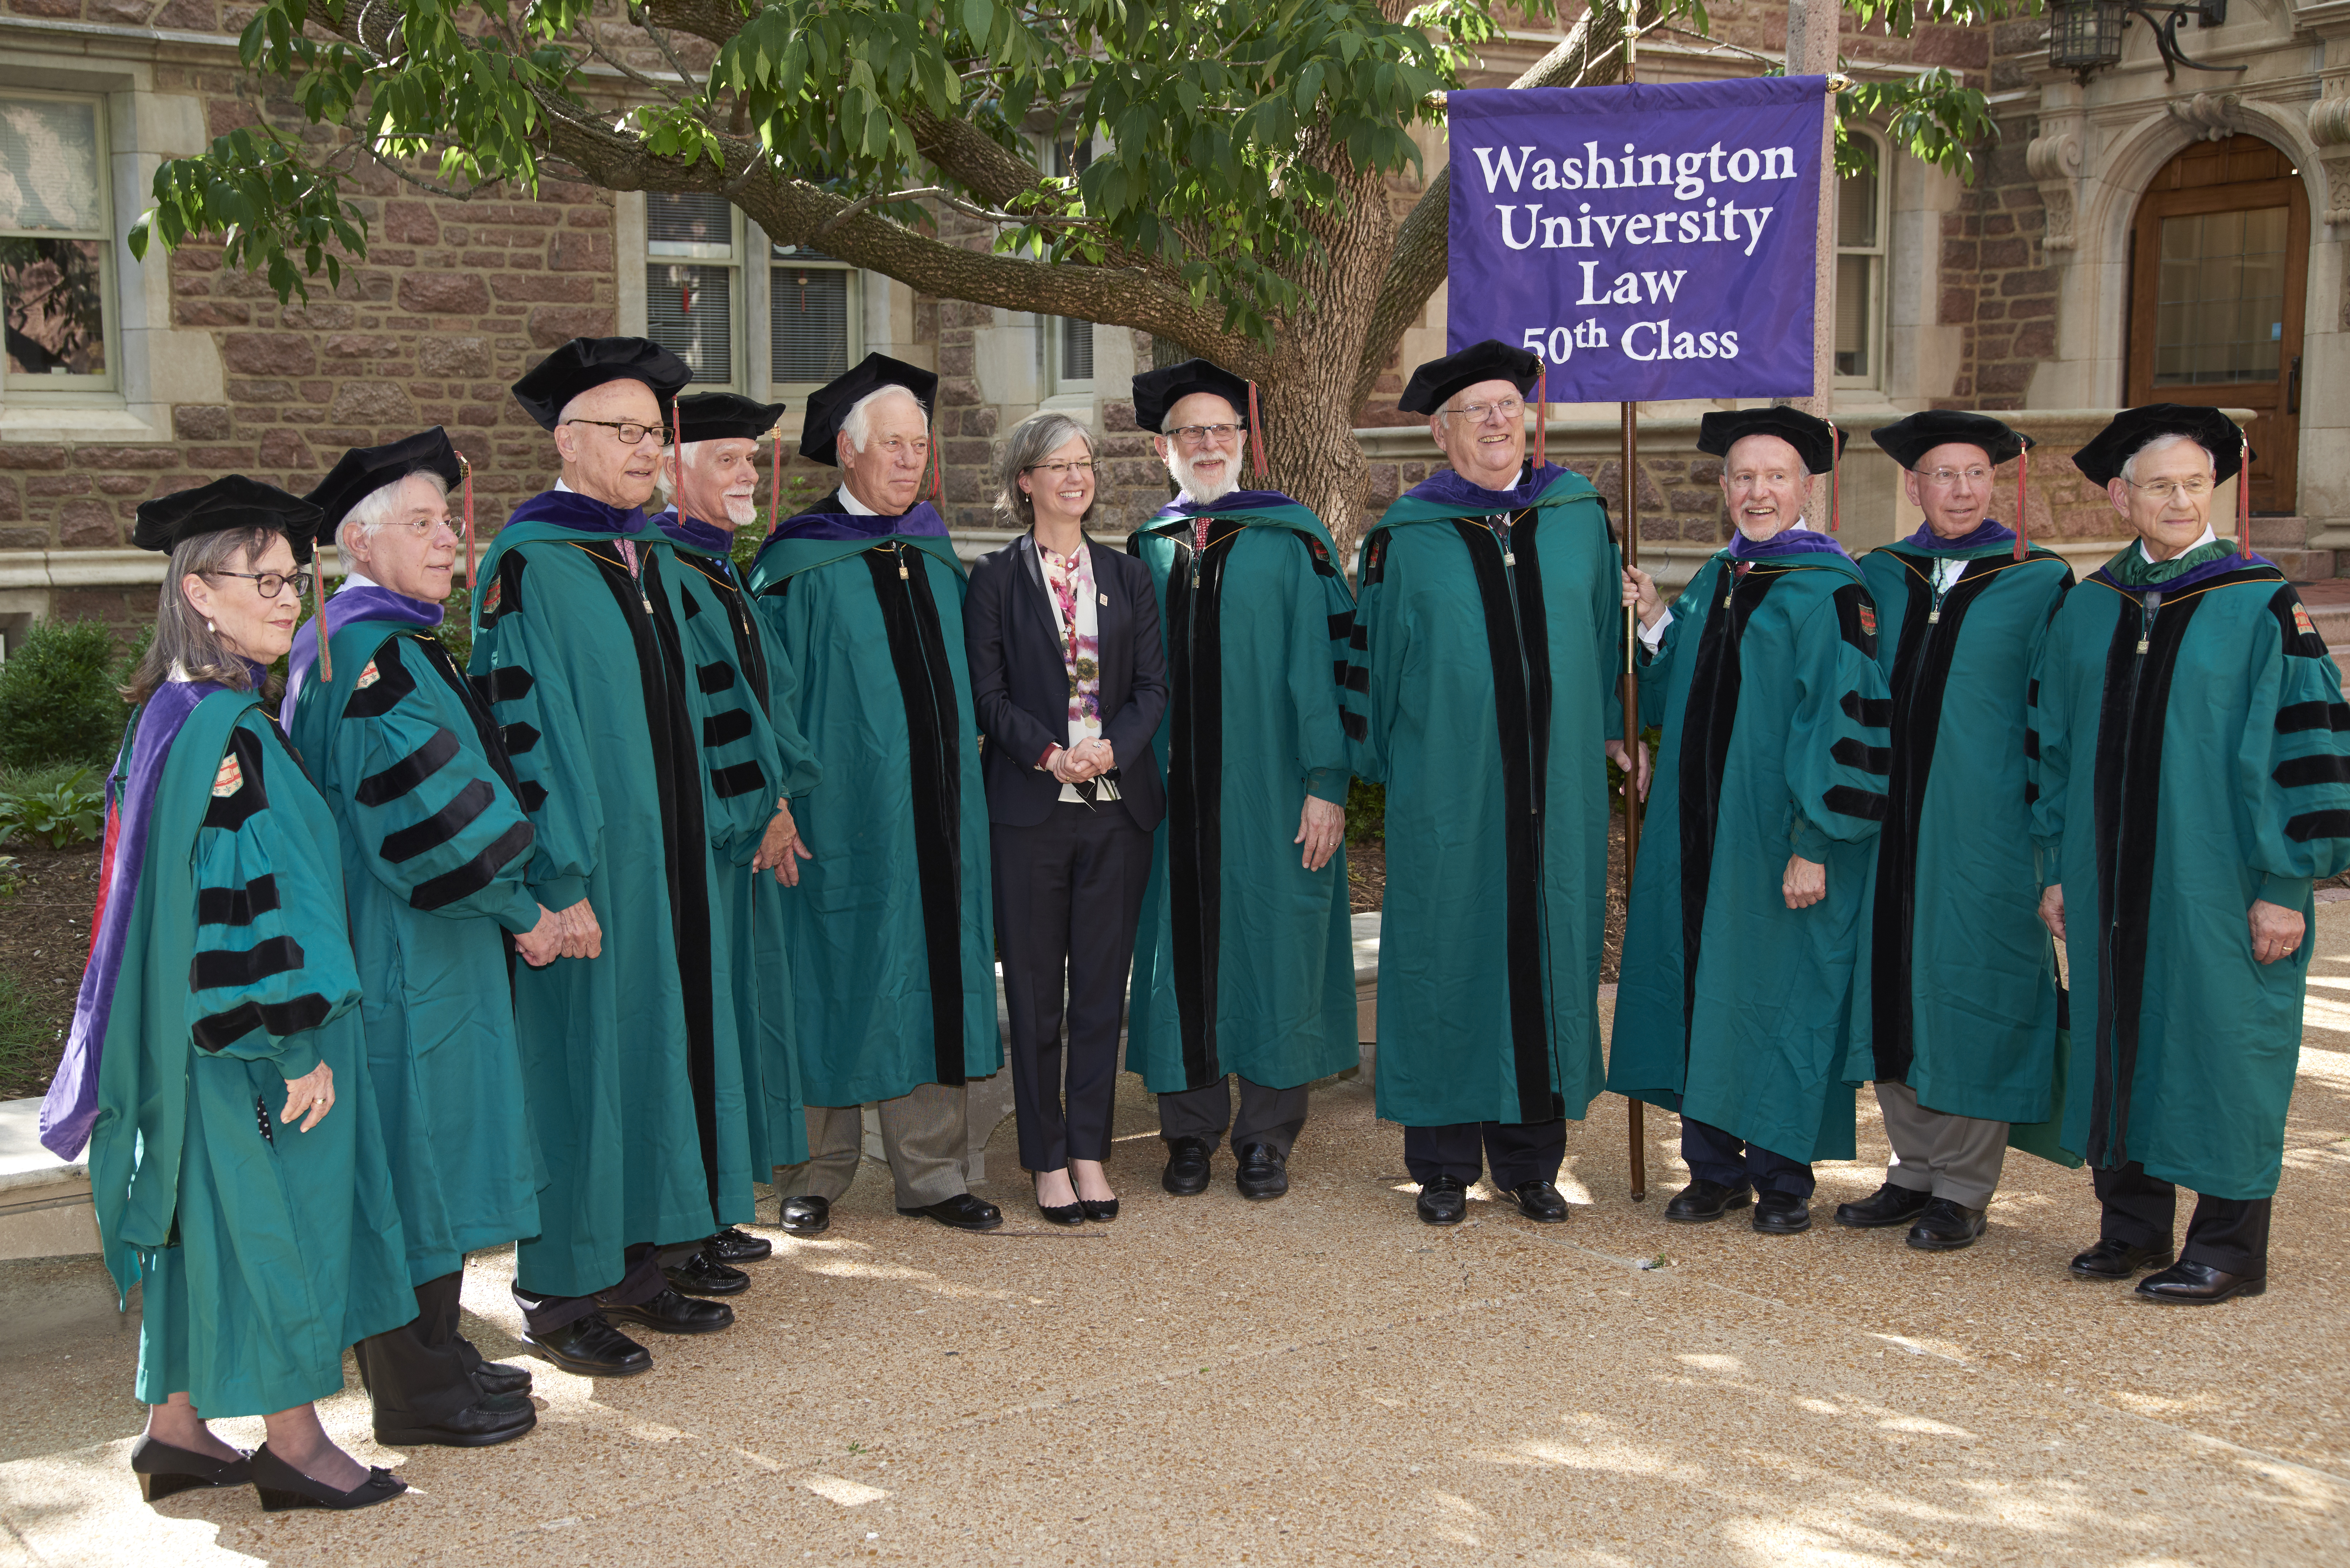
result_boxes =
[1938,18,2058,416]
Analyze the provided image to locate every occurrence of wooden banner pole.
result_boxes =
[1620,397,1647,1201]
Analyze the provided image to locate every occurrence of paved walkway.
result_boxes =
[8,910,2350,1566]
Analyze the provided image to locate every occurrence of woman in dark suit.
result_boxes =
[967,412,1168,1223]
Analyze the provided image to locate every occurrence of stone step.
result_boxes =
[0,1098,98,1262]
[2248,516,2313,548]
[2268,547,2337,582]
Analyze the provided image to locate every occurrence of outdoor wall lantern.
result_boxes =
[2048,0,2247,83]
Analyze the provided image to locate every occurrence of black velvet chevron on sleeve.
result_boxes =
[1832,582,1879,658]
[192,993,332,1053]
[410,819,534,910]
[2277,701,2350,733]
[202,727,269,832]
[196,874,280,926]
[342,636,418,720]
[1839,689,1892,727]
[379,778,495,863]
[2270,586,2334,659]
[1830,737,1892,775]
[191,934,304,990]
[354,726,459,806]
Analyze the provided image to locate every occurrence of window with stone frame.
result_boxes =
[645,191,743,390]
[769,243,860,396]
[1040,131,1096,395]
[0,91,116,395]
[1834,130,1890,390]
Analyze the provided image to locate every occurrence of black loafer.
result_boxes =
[129,1434,251,1502]
[897,1193,1004,1231]
[1906,1197,1987,1251]
[1235,1143,1289,1200]
[706,1225,773,1264]
[598,1287,735,1335]
[250,1444,408,1513]
[471,1360,533,1399]
[520,1312,654,1376]
[1664,1179,1753,1223]
[1505,1180,1570,1223]
[1834,1182,1934,1229]
[1162,1136,1212,1196]
[2069,1238,2175,1280]
[780,1195,830,1236]
[662,1250,751,1297]
[1752,1191,1812,1234]
[1416,1173,1468,1225]
[2134,1259,2267,1305]
[374,1395,537,1448]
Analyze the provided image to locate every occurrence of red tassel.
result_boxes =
[2238,433,2252,549]
[2013,445,2028,562]
[770,431,782,536]
[457,450,477,586]
[1246,382,1268,480]
[1827,419,1840,533]
[1534,364,1548,471]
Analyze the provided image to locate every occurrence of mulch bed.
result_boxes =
[0,842,100,1101]
[1345,816,1631,986]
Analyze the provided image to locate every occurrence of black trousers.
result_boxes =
[354,1269,478,1426]
[2093,1161,2273,1276]
[992,802,1153,1173]
[1403,1119,1566,1189]
[512,1243,667,1335]
[1681,1117,1815,1199]
[1158,1075,1311,1157]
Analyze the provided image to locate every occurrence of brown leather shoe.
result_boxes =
[2134,1260,2267,1305]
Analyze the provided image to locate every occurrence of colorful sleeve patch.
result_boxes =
[2296,602,2317,637]
[211,754,244,797]
[481,576,503,616]
[1857,604,1877,637]
[354,658,381,690]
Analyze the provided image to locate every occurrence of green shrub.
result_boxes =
[0,765,104,847]
[435,583,473,673]
[0,618,130,769]
[1345,776,1385,845]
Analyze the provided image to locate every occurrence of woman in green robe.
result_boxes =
[42,478,414,1510]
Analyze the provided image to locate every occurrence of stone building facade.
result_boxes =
[0,0,2338,650]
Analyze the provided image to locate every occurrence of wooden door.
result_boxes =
[2126,134,2308,514]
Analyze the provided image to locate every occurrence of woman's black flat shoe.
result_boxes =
[1078,1196,1119,1221]
[250,1443,408,1513]
[129,1434,251,1502]
[1034,1173,1086,1226]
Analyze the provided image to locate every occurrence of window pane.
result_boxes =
[0,98,103,234]
[646,263,734,384]
[2152,208,2287,385]
[1059,318,1094,383]
[1836,163,1878,250]
[647,192,735,260]
[3,237,107,374]
[1833,253,1873,378]
[771,265,850,383]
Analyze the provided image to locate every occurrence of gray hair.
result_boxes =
[2119,431,2216,486]
[841,385,928,454]
[995,412,1097,529]
[124,526,283,707]
[336,469,450,555]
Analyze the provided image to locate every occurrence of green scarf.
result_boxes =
[2100,534,2236,587]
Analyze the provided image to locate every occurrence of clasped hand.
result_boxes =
[515,897,603,967]
[1051,739,1115,784]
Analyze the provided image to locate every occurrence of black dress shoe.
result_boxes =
[599,1287,735,1335]
[1664,1179,1753,1223]
[1752,1191,1812,1234]
[897,1193,1004,1231]
[520,1312,654,1376]
[663,1249,751,1297]
[2069,1238,2175,1280]
[1416,1173,1468,1225]
[1906,1196,1987,1251]
[129,1434,251,1502]
[250,1444,408,1513]
[1162,1136,1212,1196]
[1506,1180,1570,1223]
[780,1195,830,1236]
[2134,1259,2267,1305]
[1834,1182,1934,1229]
[1035,1173,1085,1226]
[471,1359,534,1399]
[374,1395,538,1448]
[1235,1144,1289,1201]
[706,1225,773,1263]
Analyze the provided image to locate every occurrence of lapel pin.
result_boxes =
[1098,592,1109,606]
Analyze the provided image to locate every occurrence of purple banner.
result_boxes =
[1446,77,1830,401]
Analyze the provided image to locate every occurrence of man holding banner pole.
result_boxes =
[1345,339,1641,1226]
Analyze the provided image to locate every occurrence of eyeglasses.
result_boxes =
[1167,423,1244,448]
[1441,397,1524,424]
[1919,466,1992,486]
[565,418,658,445]
[2124,476,2214,502]
[209,568,313,600]
[1024,460,1095,478]
[870,436,932,460]
[382,513,459,537]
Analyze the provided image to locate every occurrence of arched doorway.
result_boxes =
[2125,134,2308,514]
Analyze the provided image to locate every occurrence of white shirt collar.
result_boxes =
[553,477,573,494]
[341,569,380,592]
[837,483,879,517]
[2139,523,2217,564]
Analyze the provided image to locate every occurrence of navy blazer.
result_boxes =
[966,532,1168,829]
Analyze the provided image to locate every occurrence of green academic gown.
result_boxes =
[1125,494,1358,1095]
[1345,467,1622,1126]
[746,525,1000,1104]
[1608,539,1895,1162]
[287,615,546,1286]
[2030,541,2350,1200]
[1854,537,2075,1145]
[659,520,822,1170]
[469,500,752,1299]
[97,694,413,1415]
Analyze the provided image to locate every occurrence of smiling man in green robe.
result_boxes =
[287,429,550,1447]
[1125,359,1357,1204]
[1347,340,1635,1227]
[1838,412,2075,1252]
[1614,408,1894,1236]
[748,354,1003,1237]
[2031,404,2350,1304]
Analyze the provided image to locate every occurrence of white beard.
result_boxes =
[720,492,758,527]
[1171,451,1239,507]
